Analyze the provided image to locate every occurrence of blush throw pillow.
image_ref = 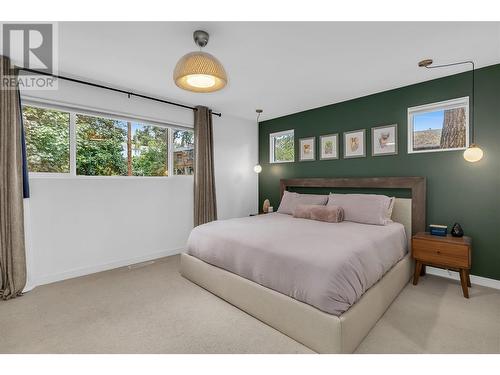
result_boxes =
[293,204,344,223]
[277,191,328,215]
[310,205,344,223]
[327,193,392,225]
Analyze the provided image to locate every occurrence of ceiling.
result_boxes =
[55,22,500,121]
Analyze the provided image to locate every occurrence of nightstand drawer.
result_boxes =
[412,238,470,268]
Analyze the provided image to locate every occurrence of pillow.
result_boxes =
[293,203,314,219]
[293,204,344,223]
[277,191,328,215]
[311,205,344,223]
[327,193,392,225]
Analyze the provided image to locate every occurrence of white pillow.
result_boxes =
[327,193,392,225]
[277,191,328,215]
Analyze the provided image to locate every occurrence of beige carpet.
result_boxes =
[1,255,499,354]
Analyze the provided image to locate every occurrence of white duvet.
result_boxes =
[187,213,407,316]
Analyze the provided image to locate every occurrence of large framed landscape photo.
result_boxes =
[408,97,469,154]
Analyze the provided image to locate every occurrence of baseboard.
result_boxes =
[30,247,184,288]
[426,266,500,290]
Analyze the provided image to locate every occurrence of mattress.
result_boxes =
[186,213,407,316]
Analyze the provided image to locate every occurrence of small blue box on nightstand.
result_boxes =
[429,224,448,236]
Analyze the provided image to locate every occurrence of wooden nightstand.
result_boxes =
[412,232,472,298]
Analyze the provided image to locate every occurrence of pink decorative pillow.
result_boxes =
[293,204,344,223]
[310,205,344,223]
[293,204,314,219]
[278,191,328,215]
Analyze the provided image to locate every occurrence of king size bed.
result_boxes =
[180,177,426,353]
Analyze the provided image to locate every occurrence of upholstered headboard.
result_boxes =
[279,177,426,235]
[392,198,412,244]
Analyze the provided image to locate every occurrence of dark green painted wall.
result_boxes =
[259,64,500,280]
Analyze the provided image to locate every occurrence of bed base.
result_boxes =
[180,252,412,354]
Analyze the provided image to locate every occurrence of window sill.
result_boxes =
[28,174,194,180]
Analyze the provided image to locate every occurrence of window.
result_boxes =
[173,129,194,175]
[131,124,168,176]
[270,129,294,163]
[76,114,128,176]
[22,105,70,173]
[22,102,193,177]
[76,114,169,176]
[408,97,469,154]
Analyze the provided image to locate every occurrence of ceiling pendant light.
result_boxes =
[254,109,263,173]
[418,58,483,163]
[173,30,227,93]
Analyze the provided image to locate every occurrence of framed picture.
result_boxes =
[299,137,316,161]
[408,97,469,154]
[372,124,398,156]
[343,129,365,158]
[319,134,339,160]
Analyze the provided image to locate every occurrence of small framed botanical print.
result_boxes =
[299,137,316,161]
[319,134,339,160]
[343,129,366,158]
[372,124,398,156]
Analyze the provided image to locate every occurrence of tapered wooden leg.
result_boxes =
[466,270,471,287]
[413,261,422,285]
[420,264,426,276]
[459,269,469,298]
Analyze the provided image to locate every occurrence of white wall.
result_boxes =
[22,81,258,288]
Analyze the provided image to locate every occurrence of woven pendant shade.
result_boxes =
[173,51,227,93]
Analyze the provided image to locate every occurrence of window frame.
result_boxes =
[22,99,194,179]
[407,96,470,155]
[269,129,295,164]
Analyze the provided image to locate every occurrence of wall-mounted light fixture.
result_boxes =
[418,58,483,163]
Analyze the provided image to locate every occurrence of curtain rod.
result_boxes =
[15,67,222,117]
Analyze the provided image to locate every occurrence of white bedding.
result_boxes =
[186,213,407,316]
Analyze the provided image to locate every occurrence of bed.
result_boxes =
[180,177,426,353]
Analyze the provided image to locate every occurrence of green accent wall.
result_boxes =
[259,63,500,281]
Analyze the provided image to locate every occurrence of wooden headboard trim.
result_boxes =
[279,177,426,235]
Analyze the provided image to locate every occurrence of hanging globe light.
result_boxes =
[463,144,484,163]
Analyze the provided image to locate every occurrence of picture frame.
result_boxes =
[372,124,398,156]
[407,97,469,154]
[319,133,339,160]
[343,129,366,158]
[299,137,316,161]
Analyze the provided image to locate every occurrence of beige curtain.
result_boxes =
[193,106,217,226]
[0,56,27,299]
